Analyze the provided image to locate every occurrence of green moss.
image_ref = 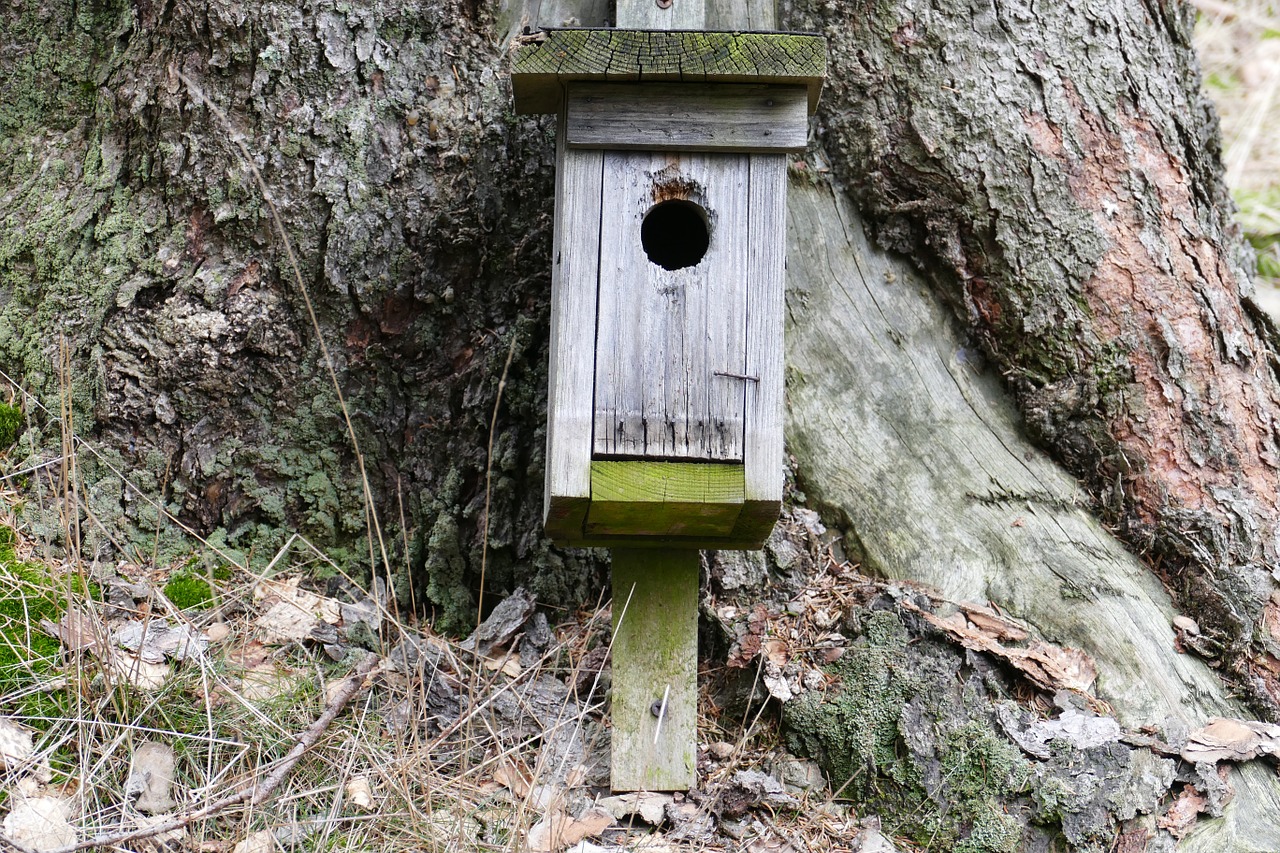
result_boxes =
[784,611,1030,852]
[0,527,93,721]
[785,610,920,787]
[163,572,215,611]
[0,402,20,447]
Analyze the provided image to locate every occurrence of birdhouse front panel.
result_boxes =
[594,151,749,463]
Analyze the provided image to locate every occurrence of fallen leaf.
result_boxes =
[43,607,103,654]
[125,741,176,813]
[3,797,76,851]
[1158,785,1208,839]
[763,638,789,667]
[254,577,341,644]
[239,662,297,701]
[0,717,35,769]
[232,829,278,853]
[346,776,374,810]
[493,757,534,798]
[130,812,186,845]
[109,652,169,690]
[527,807,613,852]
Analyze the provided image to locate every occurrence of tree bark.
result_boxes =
[4,0,1280,847]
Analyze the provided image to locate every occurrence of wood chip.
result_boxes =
[1157,785,1208,838]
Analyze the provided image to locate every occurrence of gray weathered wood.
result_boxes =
[544,111,604,541]
[616,0,703,29]
[784,179,1280,849]
[566,84,808,153]
[510,30,827,115]
[593,151,748,461]
[732,153,786,539]
[706,0,773,29]
[610,548,699,791]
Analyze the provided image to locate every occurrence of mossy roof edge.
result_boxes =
[510,29,827,114]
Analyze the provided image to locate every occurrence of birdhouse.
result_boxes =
[512,30,826,549]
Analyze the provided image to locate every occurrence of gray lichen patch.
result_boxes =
[782,588,1189,852]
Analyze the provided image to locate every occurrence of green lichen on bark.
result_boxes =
[784,608,1030,851]
[0,0,606,627]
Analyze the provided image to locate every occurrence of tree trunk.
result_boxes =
[3,0,1280,847]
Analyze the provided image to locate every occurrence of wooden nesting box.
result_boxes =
[513,30,826,549]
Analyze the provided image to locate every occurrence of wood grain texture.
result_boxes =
[783,179,1280,848]
[615,0,703,30]
[610,548,699,791]
[566,84,808,152]
[544,111,604,542]
[510,30,826,114]
[706,0,774,30]
[593,151,748,462]
[586,460,744,536]
[731,152,786,541]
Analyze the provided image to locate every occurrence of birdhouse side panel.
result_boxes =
[735,153,787,539]
[543,119,605,540]
[593,151,749,462]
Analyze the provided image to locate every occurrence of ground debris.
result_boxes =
[715,770,798,819]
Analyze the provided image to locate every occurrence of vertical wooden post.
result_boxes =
[610,549,700,790]
[605,0,774,793]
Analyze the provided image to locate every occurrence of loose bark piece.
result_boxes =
[1181,717,1280,764]
[1158,785,1209,839]
[461,587,536,657]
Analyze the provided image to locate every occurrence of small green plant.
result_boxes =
[163,570,215,610]
[0,402,20,447]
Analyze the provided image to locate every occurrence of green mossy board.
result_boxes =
[511,29,827,114]
[610,547,699,791]
[586,460,744,537]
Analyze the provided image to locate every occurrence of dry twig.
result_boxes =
[41,653,380,853]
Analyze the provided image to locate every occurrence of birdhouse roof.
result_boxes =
[510,29,827,115]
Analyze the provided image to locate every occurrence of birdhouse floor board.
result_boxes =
[587,461,745,537]
[566,84,809,153]
[610,548,699,791]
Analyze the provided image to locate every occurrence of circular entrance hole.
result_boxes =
[641,199,710,271]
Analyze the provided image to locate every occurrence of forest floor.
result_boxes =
[0,3,1277,853]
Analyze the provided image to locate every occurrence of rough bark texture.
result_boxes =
[782,0,1280,708]
[0,0,603,630]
